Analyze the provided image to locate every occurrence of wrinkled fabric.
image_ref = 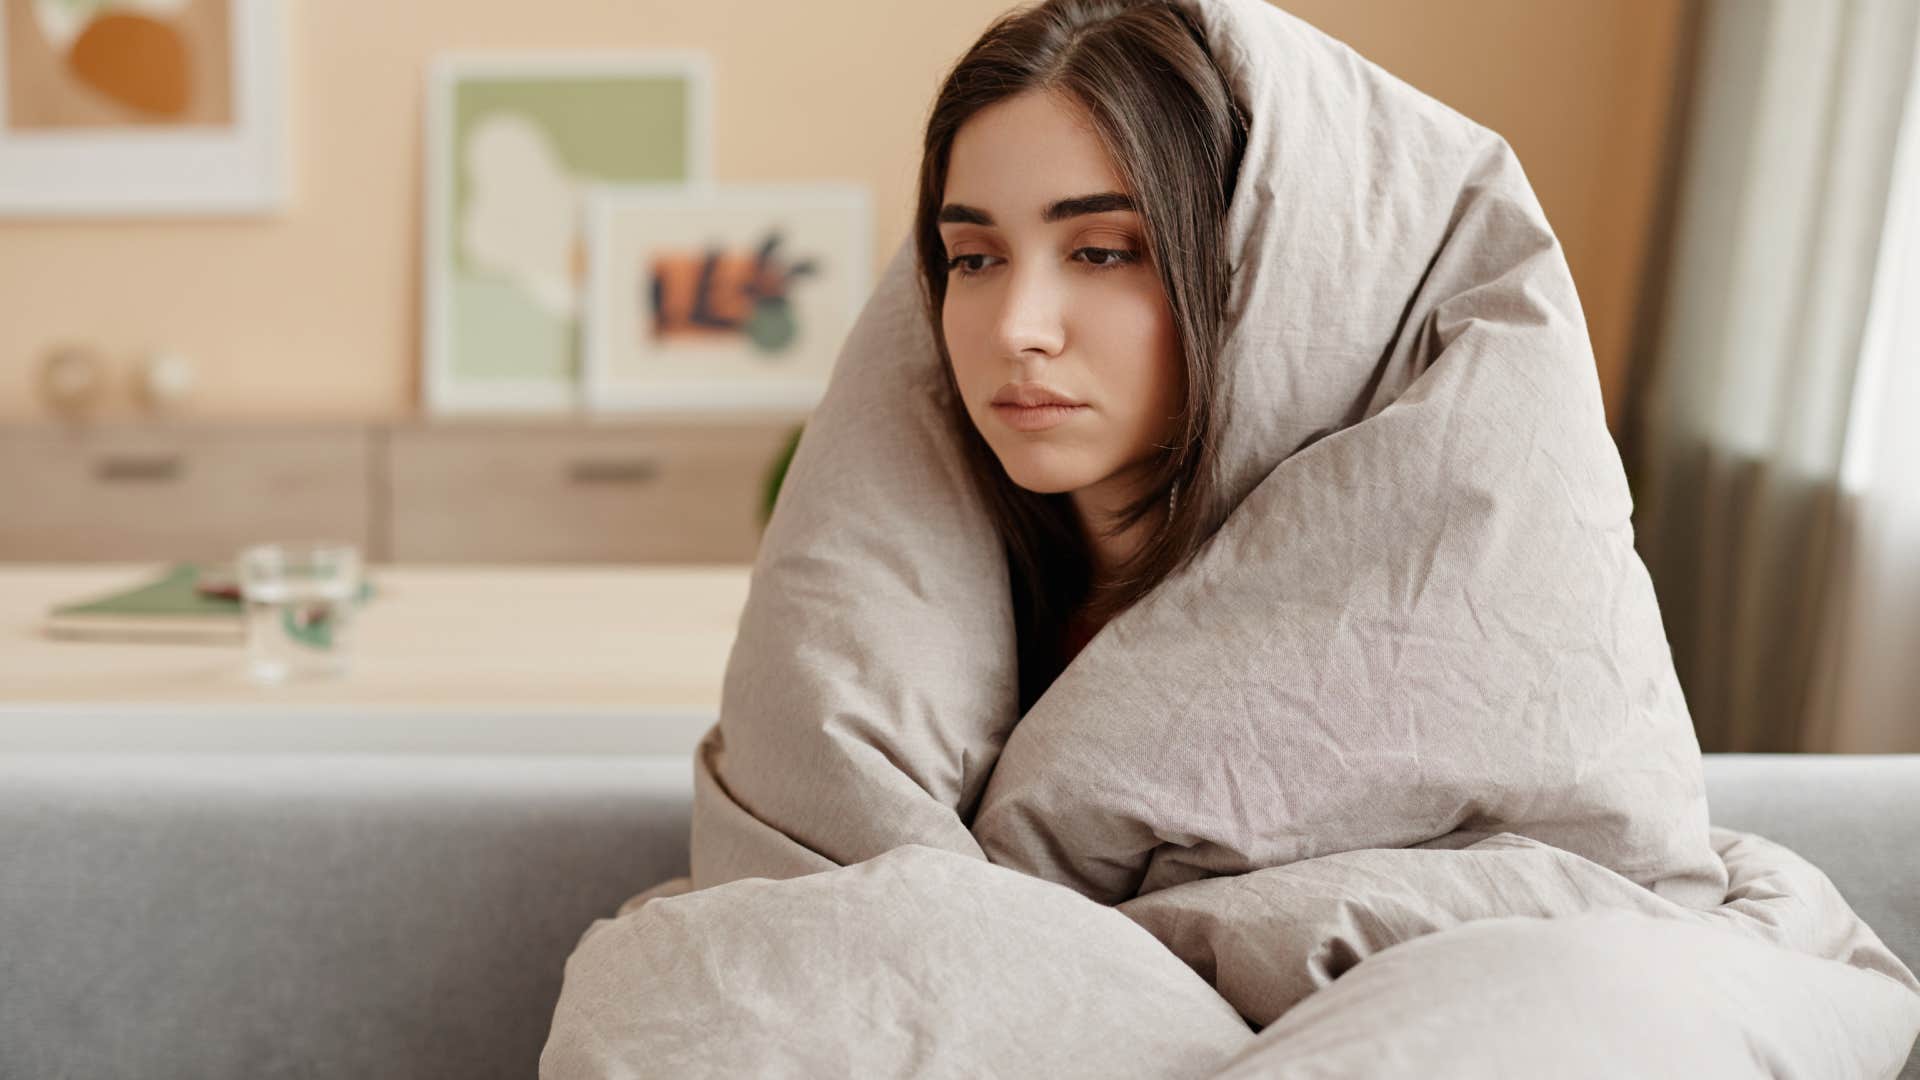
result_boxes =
[543,0,1920,1075]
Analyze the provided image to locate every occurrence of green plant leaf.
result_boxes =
[761,422,805,527]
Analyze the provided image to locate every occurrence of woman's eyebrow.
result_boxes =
[1043,192,1136,222]
[937,191,1138,227]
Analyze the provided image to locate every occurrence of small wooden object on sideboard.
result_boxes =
[0,414,805,564]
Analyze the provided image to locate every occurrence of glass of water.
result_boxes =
[237,541,362,684]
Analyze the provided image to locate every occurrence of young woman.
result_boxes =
[544,1,1918,1074]
[912,0,1247,710]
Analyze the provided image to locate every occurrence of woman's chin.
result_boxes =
[994,453,1097,496]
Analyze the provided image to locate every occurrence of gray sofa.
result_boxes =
[2,752,1915,1080]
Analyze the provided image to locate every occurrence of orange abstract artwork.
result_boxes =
[3,0,233,130]
[647,232,820,352]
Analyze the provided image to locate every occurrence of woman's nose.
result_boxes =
[992,262,1067,360]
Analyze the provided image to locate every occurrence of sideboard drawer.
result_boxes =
[385,420,797,563]
[0,426,374,562]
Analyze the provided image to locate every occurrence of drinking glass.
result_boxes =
[236,541,362,683]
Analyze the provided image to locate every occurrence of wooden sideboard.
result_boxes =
[0,415,803,564]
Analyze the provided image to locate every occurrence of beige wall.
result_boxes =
[0,0,1688,429]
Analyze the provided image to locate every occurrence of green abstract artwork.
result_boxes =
[427,56,708,408]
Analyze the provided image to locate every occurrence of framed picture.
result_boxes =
[582,183,871,412]
[423,51,712,414]
[0,0,290,216]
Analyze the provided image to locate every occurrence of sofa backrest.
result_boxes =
[1,752,1913,1080]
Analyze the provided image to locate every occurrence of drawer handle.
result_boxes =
[94,454,183,483]
[567,458,660,485]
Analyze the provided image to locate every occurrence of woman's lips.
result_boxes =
[992,401,1089,432]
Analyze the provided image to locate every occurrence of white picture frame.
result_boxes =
[0,0,290,217]
[422,51,713,415]
[582,182,871,413]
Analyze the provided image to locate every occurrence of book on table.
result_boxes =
[42,563,373,645]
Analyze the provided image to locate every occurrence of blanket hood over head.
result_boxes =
[543,1,1920,1076]
[693,0,1723,905]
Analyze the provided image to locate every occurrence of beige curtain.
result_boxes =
[1632,0,1920,752]
[1808,55,1920,754]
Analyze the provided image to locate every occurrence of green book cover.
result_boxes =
[53,563,244,620]
[44,563,375,644]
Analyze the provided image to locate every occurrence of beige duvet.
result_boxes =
[542,0,1920,1075]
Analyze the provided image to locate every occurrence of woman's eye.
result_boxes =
[945,248,1138,278]
[946,253,996,276]
[1075,247,1139,270]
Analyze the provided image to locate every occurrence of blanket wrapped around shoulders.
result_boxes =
[543,0,1920,1074]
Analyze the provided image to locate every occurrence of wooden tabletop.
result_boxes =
[0,563,749,753]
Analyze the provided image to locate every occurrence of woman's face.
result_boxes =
[937,89,1183,507]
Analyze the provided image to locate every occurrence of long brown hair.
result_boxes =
[913,0,1247,710]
